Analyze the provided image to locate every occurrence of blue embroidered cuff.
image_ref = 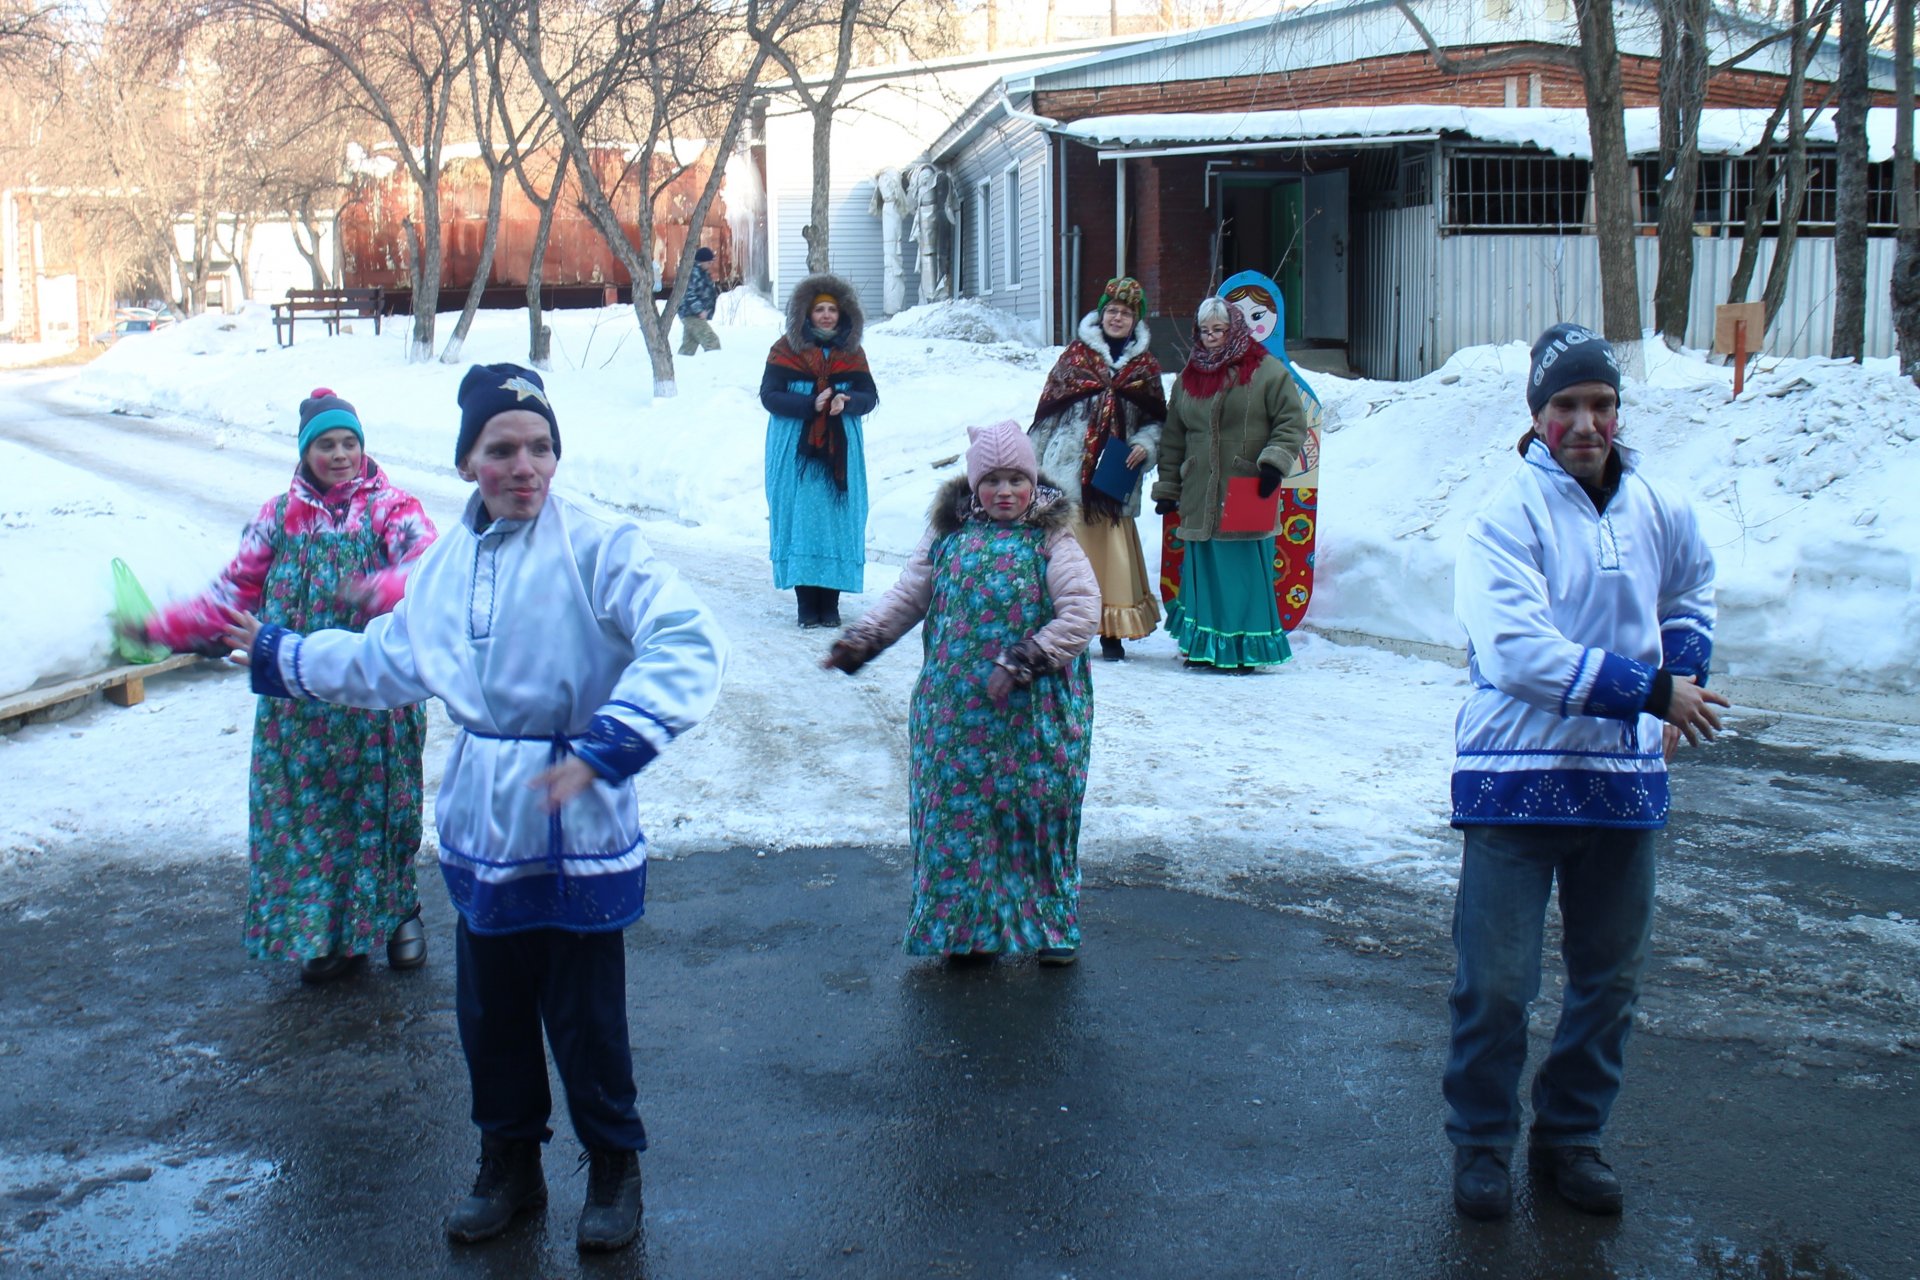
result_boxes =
[576,713,660,782]
[1660,622,1713,686]
[1582,650,1656,721]
[250,625,295,699]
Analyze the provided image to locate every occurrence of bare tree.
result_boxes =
[485,0,806,396]
[200,0,477,360]
[1892,0,1919,380]
[1654,0,1710,347]
[1725,3,1834,316]
[1828,0,1871,359]
[1574,0,1643,366]
[756,0,865,274]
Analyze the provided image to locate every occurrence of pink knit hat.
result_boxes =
[965,420,1038,488]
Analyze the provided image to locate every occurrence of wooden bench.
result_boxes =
[0,653,205,732]
[272,287,386,347]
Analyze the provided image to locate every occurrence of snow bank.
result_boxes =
[869,299,1045,347]
[1306,341,1920,698]
[0,442,233,697]
[55,306,1920,703]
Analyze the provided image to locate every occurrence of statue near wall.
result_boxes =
[869,168,912,316]
[906,163,954,304]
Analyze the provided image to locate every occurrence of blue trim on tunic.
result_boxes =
[764,396,868,592]
[1582,651,1656,720]
[577,713,659,781]
[1661,617,1714,684]
[441,859,647,935]
[250,625,296,699]
[1451,767,1670,828]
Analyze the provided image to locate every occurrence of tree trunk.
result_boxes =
[803,106,833,272]
[289,197,331,289]
[231,217,256,301]
[1574,0,1643,371]
[1829,0,1869,360]
[523,153,569,369]
[442,165,507,363]
[406,180,444,362]
[1893,0,1920,381]
[1727,98,1788,303]
[1654,0,1710,347]
[1760,0,1815,335]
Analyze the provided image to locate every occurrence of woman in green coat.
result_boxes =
[1152,297,1310,672]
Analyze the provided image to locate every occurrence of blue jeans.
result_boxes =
[1443,823,1656,1150]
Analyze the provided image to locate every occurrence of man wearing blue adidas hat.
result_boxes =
[1444,324,1729,1221]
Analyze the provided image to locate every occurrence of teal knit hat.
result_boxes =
[297,388,364,454]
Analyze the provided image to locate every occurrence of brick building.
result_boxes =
[924,0,1914,375]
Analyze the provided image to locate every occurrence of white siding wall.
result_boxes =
[948,122,1050,328]
[763,69,1011,314]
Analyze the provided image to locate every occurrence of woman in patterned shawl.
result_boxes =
[760,272,880,629]
[134,389,435,982]
[1027,276,1167,662]
[823,421,1099,965]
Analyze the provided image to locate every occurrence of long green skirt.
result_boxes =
[1164,537,1293,668]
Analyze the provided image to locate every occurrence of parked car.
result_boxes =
[93,318,159,345]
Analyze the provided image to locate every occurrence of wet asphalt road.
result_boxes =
[2,717,1917,1280]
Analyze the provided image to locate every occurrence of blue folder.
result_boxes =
[1088,435,1141,502]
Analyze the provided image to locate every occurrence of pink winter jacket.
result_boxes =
[147,460,436,652]
[837,476,1100,678]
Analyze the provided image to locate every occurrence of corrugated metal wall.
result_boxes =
[1425,234,1898,366]
[1353,204,1438,381]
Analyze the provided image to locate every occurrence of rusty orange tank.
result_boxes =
[338,145,733,308]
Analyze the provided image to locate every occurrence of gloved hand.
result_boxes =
[1256,463,1284,499]
[1153,499,1179,516]
[821,637,868,675]
[987,665,1016,706]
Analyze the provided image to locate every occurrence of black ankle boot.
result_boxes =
[1100,637,1125,662]
[576,1147,644,1252]
[795,587,818,628]
[817,589,841,627]
[445,1135,546,1244]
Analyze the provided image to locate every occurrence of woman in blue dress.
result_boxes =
[760,273,880,628]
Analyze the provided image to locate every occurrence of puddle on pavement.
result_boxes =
[0,1147,275,1273]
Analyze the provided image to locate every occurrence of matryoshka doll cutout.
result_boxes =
[1158,269,1324,632]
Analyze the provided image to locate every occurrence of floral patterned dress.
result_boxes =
[904,519,1095,956]
[148,463,433,963]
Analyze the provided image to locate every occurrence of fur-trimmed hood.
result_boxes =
[786,272,866,352]
[928,472,1074,538]
[1076,309,1152,368]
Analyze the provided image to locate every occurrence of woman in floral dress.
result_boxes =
[138,389,436,982]
[825,421,1099,963]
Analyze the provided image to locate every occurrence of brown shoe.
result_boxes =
[387,909,426,970]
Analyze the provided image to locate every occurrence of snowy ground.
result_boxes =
[3,297,1918,895]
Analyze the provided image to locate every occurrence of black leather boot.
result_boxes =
[576,1147,644,1252]
[444,1135,546,1244]
[795,587,818,628]
[1452,1145,1512,1220]
[816,589,841,628]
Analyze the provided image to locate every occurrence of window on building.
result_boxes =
[1638,152,1903,236]
[976,180,992,293]
[1003,164,1023,288]
[1444,150,1593,232]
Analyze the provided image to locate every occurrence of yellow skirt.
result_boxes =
[1073,516,1161,639]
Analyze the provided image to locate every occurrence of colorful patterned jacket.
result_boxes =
[147,460,436,652]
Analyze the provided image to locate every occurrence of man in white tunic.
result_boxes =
[228,362,728,1253]
[1445,325,1728,1222]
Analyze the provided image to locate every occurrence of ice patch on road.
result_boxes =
[0,1146,276,1273]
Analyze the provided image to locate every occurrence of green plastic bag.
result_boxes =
[110,558,171,665]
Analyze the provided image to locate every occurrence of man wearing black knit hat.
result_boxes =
[1443,324,1729,1222]
[225,361,728,1253]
